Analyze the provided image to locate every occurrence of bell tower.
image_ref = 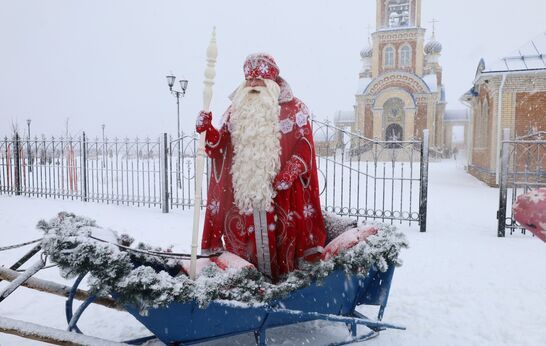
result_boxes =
[352,0,445,147]
[376,0,421,30]
[372,0,425,78]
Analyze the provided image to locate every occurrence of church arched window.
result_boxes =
[400,45,412,67]
[384,46,395,68]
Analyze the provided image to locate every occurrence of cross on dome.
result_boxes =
[429,18,439,39]
[425,18,442,55]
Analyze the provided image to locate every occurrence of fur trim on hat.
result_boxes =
[229,77,293,105]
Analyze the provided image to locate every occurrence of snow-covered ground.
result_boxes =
[1,158,545,345]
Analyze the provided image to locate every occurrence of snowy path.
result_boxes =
[1,159,545,345]
[375,159,546,346]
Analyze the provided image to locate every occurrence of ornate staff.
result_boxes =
[190,27,217,280]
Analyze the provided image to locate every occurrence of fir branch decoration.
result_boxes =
[39,212,408,314]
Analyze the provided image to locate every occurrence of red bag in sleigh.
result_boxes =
[180,252,255,277]
[321,225,378,260]
[513,188,546,244]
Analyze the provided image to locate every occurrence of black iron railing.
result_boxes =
[1,120,430,231]
[497,130,546,237]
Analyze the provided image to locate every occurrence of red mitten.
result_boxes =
[513,188,546,244]
[196,111,213,134]
[273,156,307,191]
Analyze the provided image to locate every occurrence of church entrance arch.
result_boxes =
[371,87,417,141]
[382,97,405,143]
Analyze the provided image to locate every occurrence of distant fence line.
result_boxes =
[1,119,430,231]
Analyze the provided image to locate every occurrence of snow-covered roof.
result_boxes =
[356,77,372,94]
[444,109,469,122]
[334,110,355,124]
[482,32,546,73]
[376,26,419,33]
[459,86,478,104]
[423,74,438,92]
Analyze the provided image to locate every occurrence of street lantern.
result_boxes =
[179,79,189,95]
[101,124,106,168]
[26,119,32,172]
[166,73,189,189]
[26,119,32,139]
[166,74,176,90]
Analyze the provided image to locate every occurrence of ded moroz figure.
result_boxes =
[196,53,326,281]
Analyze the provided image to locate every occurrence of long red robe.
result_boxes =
[200,80,326,280]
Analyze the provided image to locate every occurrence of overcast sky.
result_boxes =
[1,0,545,138]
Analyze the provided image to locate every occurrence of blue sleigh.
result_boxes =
[67,264,404,345]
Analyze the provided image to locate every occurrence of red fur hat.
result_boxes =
[243,53,280,81]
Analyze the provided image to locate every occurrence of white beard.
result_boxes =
[230,79,282,214]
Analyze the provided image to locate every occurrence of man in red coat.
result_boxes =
[196,53,326,281]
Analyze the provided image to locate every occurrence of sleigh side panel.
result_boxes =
[123,301,267,344]
[263,270,361,328]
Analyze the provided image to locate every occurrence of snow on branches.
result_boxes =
[38,212,408,314]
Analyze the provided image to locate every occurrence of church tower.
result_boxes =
[350,0,446,147]
[372,0,425,78]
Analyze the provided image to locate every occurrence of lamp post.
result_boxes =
[101,124,106,168]
[26,119,32,172]
[166,74,189,189]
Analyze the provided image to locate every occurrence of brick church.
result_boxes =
[335,0,451,149]
[461,32,546,186]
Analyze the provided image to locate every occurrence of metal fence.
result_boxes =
[1,120,429,231]
[312,120,429,231]
[0,134,164,207]
[167,133,209,210]
[497,129,546,237]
